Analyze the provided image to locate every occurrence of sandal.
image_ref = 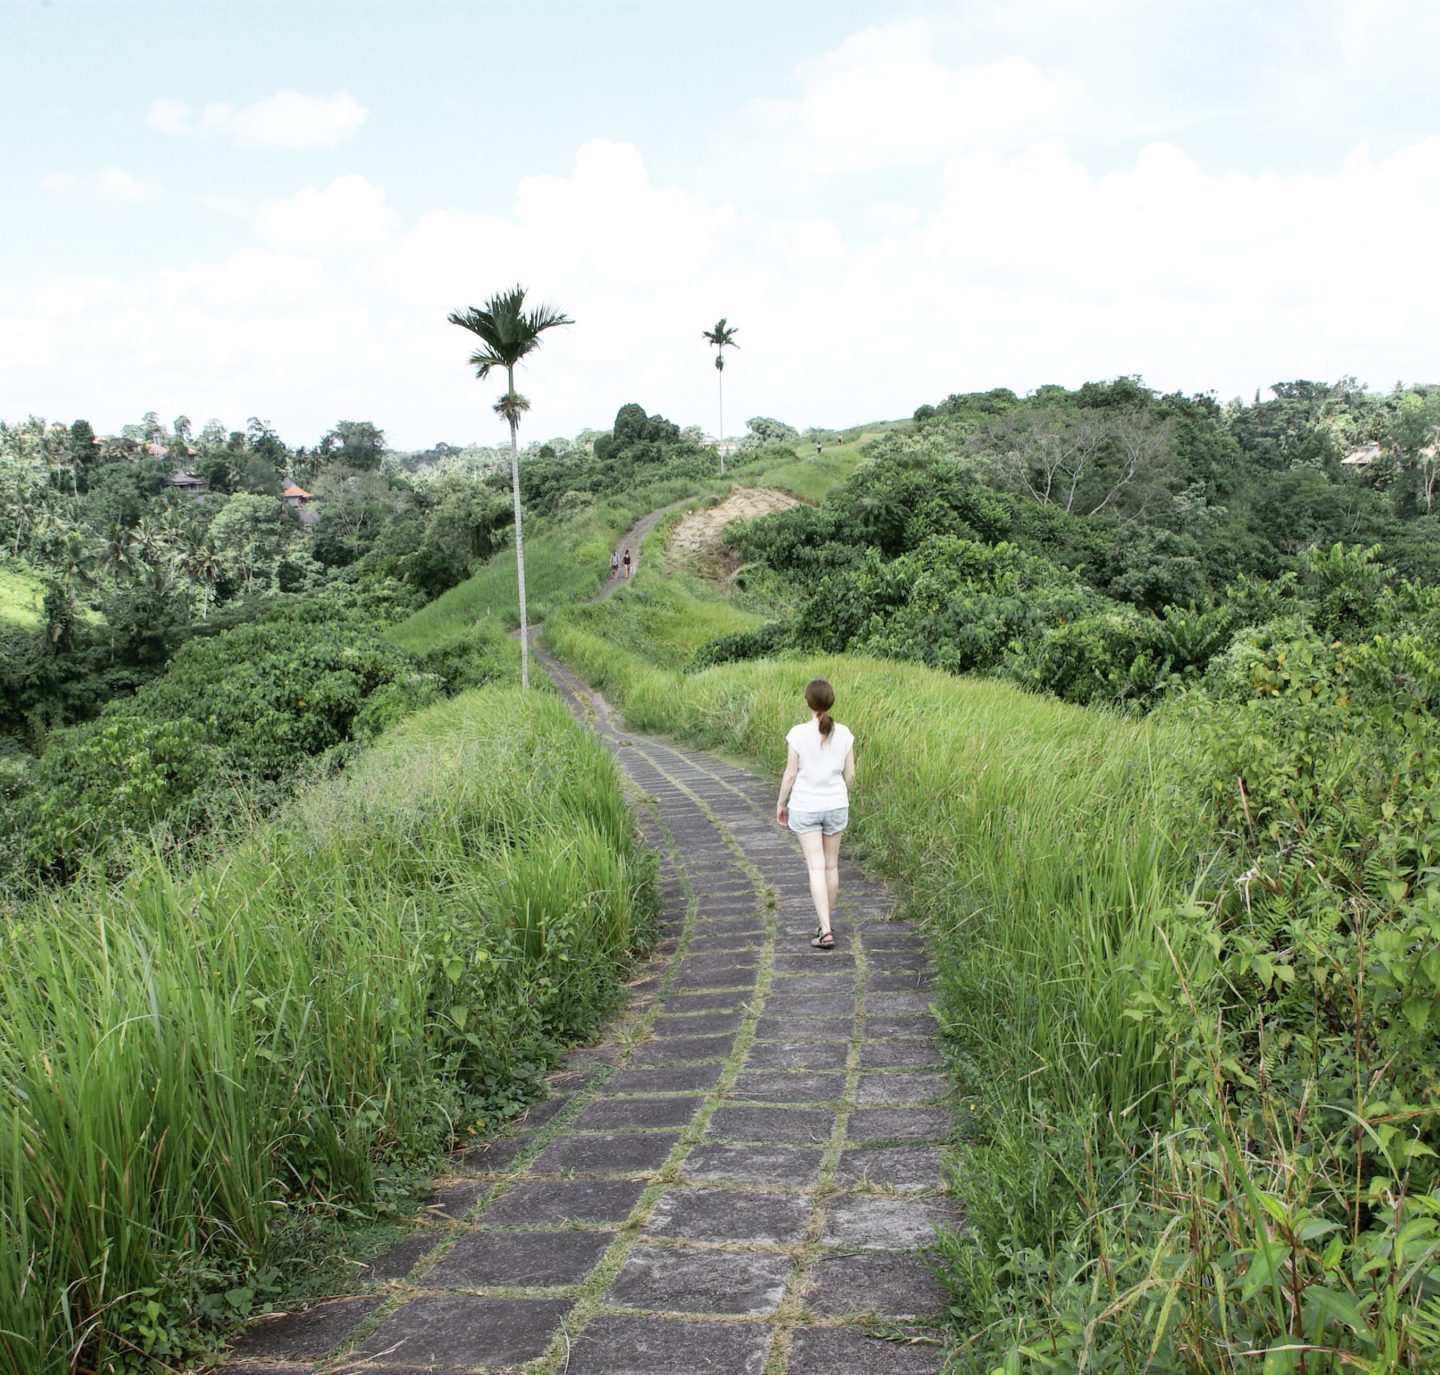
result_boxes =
[810,930,835,949]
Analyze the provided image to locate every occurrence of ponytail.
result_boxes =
[805,678,836,744]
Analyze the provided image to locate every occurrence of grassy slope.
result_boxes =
[1,686,655,1375]
[384,435,875,664]
[0,561,45,627]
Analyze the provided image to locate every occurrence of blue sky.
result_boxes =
[4,0,1439,448]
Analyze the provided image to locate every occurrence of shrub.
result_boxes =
[686,620,793,672]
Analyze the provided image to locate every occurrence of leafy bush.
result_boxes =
[9,602,424,883]
[686,619,793,672]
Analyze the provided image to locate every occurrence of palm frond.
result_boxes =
[493,391,531,424]
[703,317,739,349]
[449,285,573,375]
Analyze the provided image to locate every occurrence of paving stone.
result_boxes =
[681,950,762,971]
[564,1044,623,1067]
[787,1325,944,1374]
[352,1294,569,1368]
[767,972,855,994]
[627,1033,734,1064]
[456,1133,537,1175]
[571,1095,703,1131]
[834,1145,947,1192]
[607,1243,791,1315]
[693,901,760,918]
[649,1010,746,1037]
[859,1040,946,1069]
[707,1106,834,1144]
[512,1095,573,1129]
[669,965,759,992]
[424,1178,488,1221]
[695,922,766,943]
[527,1130,681,1176]
[599,1063,726,1095]
[653,1004,750,1032]
[482,1177,647,1226]
[854,1073,951,1105]
[358,1231,440,1283]
[230,1296,382,1361]
[745,1039,848,1071]
[861,930,927,950]
[847,1108,952,1143]
[547,1064,609,1094]
[866,971,935,992]
[821,1194,958,1249]
[807,1250,949,1318]
[680,1143,825,1187]
[767,993,856,1018]
[728,1070,847,1105]
[644,1188,810,1244]
[770,950,853,970]
[664,989,755,1015]
[866,992,936,1016]
[569,1313,772,1373]
[425,1227,614,1289]
[865,954,934,975]
[864,1015,939,1040]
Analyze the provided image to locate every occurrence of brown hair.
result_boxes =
[805,678,836,742]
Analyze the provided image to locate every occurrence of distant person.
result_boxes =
[622,547,632,578]
[611,550,620,579]
[815,441,822,456]
[775,678,856,950]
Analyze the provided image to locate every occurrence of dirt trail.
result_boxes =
[668,487,799,578]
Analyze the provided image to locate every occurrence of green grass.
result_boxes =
[0,686,655,1375]
[0,561,45,627]
[728,431,878,503]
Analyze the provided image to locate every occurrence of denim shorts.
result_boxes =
[788,806,849,836]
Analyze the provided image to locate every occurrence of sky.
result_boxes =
[3,0,1439,450]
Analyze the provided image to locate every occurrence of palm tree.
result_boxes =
[449,286,573,689]
[702,318,739,474]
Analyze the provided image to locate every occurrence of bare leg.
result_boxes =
[798,829,831,934]
[823,830,842,915]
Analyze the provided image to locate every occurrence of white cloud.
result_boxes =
[145,97,190,135]
[204,91,368,151]
[738,19,1078,180]
[145,91,368,150]
[40,166,165,204]
[255,175,397,257]
[14,129,1440,445]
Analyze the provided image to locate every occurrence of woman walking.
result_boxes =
[775,679,855,949]
[622,547,633,578]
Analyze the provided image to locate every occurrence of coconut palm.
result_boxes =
[449,286,573,689]
[702,318,739,474]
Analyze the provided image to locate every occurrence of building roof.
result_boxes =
[282,483,312,499]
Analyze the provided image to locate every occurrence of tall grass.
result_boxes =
[0,688,655,1375]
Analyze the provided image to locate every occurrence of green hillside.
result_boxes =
[0,562,45,627]
[5,382,1439,1373]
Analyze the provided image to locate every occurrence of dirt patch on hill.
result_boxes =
[668,487,801,580]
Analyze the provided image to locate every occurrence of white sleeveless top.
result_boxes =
[785,719,854,810]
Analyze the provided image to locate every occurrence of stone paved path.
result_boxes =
[223,517,955,1375]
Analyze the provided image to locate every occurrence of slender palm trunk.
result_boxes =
[507,364,530,689]
[717,367,726,476]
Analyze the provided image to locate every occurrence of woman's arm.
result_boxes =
[843,745,856,790]
[776,747,800,824]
